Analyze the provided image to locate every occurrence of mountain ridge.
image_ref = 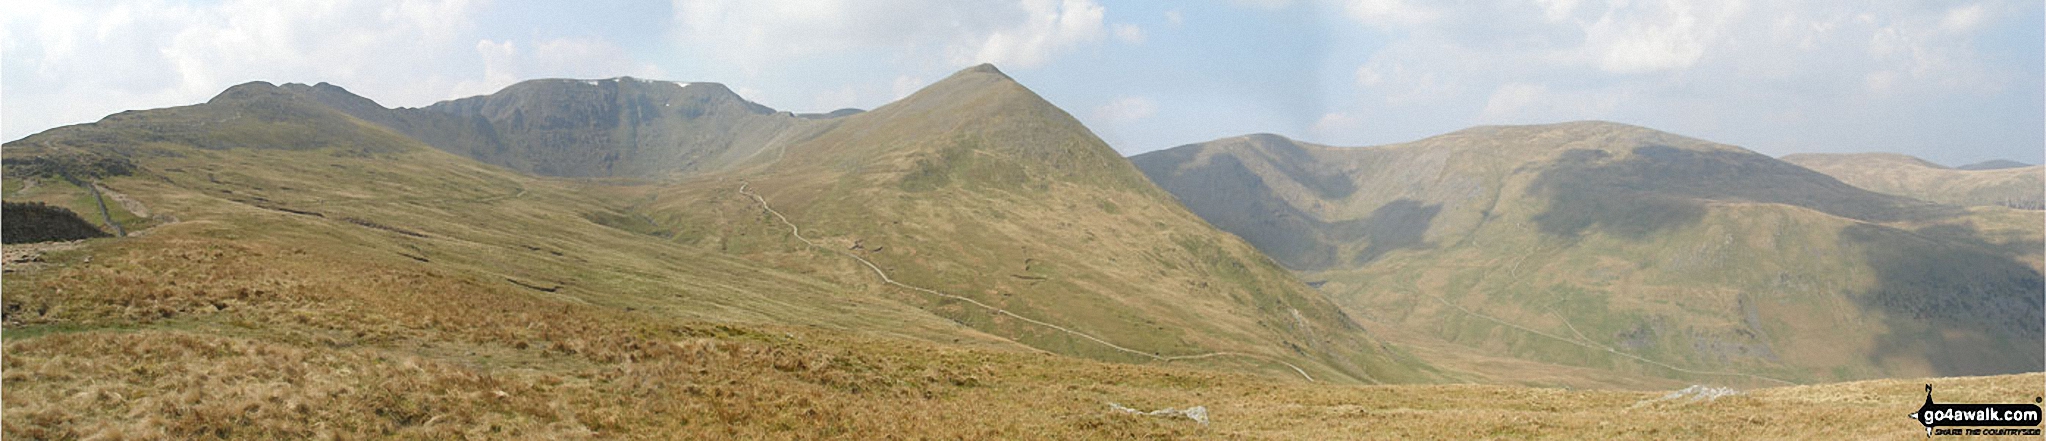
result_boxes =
[1135,123,2043,384]
[1783,152,2044,209]
[1959,159,2033,170]
[294,77,839,179]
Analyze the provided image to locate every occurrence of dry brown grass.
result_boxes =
[12,325,2037,439]
[3,223,2038,439]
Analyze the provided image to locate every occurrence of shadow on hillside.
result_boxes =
[1135,151,1440,270]
[1353,199,1439,264]
[2,202,110,244]
[1240,134,1358,200]
[1842,223,2045,376]
[1530,149,1709,239]
[1532,146,1954,240]
[1136,153,1346,271]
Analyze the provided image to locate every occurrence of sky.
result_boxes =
[4,0,2041,166]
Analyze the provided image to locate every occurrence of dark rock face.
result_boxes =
[3,202,109,244]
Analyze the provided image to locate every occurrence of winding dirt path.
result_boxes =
[738,182,1318,382]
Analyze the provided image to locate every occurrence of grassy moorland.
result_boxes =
[1136,124,2045,386]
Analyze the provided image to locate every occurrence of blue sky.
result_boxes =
[5,0,2041,166]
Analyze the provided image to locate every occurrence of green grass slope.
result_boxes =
[1136,122,2044,386]
[638,64,1436,384]
[1783,152,2044,209]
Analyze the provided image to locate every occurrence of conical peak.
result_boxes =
[925,63,1017,90]
[962,63,1008,77]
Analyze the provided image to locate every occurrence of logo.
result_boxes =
[1908,384,2042,437]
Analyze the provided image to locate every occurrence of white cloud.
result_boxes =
[1354,65,1382,86]
[734,86,767,101]
[1579,1,1746,74]
[1084,95,1159,153]
[1114,23,1145,44]
[1165,9,1184,26]
[1478,83,1547,120]
[459,39,522,98]
[814,86,861,111]
[1532,0,1581,22]
[891,75,928,100]
[1941,4,1987,32]
[1092,96,1157,123]
[671,0,1112,71]
[1477,82,1626,123]
[970,0,1106,67]
[1323,0,2030,150]
[1863,70,1900,94]
[1309,112,1363,138]
[1344,0,1434,26]
[451,38,666,98]
[1231,0,1293,10]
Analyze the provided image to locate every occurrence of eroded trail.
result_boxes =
[738,182,1319,382]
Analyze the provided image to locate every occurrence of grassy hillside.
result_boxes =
[628,65,1436,384]
[1783,152,2044,209]
[1136,122,2044,385]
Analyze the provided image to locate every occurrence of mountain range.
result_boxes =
[1781,152,2044,209]
[1135,123,2043,384]
[3,64,2039,437]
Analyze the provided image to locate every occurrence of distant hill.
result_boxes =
[301,78,844,178]
[1959,159,2033,170]
[1783,152,2044,209]
[12,81,423,156]
[1136,122,2044,384]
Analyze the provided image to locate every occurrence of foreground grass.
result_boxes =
[2,223,2035,439]
[8,325,2037,439]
